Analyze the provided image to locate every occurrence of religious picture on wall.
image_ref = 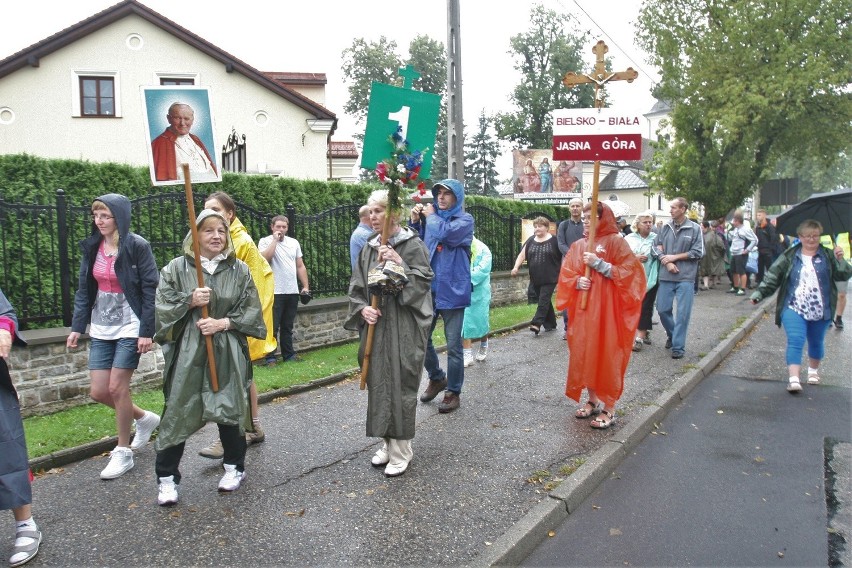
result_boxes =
[512,149,582,196]
[141,86,222,186]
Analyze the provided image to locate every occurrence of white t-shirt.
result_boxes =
[258,234,303,294]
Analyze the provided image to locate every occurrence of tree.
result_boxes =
[341,35,448,183]
[464,110,501,196]
[494,4,594,149]
[637,0,852,219]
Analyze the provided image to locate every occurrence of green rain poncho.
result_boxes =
[154,210,266,450]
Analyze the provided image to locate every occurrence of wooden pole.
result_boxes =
[358,212,393,390]
[182,164,219,392]
[579,160,601,310]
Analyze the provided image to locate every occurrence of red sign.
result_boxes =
[552,134,642,161]
[552,108,642,161]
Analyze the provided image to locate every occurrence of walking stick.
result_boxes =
[182,164,219,392]
[579,161,601,310]
[358,212,393,390]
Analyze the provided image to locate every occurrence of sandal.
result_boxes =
[575,400,602,419]
[807,371,820,385]
[787,379,803,393]
[9,529,41,567]
[590,409,616,429]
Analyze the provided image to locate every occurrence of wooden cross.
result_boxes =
[562,40,638,108]
[561,40,639,310]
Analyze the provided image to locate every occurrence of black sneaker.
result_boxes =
[419,377,447,402]
[836,316,844,330]
[665,336,672,349]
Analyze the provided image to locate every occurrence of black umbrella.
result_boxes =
[774,188,852,237]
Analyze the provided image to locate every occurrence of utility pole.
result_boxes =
[447,0,464,182]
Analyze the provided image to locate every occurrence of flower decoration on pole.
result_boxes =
[375,125,428,214]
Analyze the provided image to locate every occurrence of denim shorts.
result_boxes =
[88,337,141,370]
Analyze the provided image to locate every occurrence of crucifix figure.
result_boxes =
[563,40,638,108]
[561,39,639,309]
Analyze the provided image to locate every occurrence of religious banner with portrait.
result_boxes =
[141,86,222,186]
[512,149,583,205]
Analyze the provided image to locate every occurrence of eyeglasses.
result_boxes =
[91,214,114,222]
[799,234,820,240]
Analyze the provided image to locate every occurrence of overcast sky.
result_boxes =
[1,0,660,178]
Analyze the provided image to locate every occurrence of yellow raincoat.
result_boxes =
[229,217,277,361]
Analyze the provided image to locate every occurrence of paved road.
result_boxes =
[523,299,852,567]
[11,289,848,566]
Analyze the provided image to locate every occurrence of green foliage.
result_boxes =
[637,0,852,219]
[0,154,567,328]
[465,110,502,196]
[494,5,595,149]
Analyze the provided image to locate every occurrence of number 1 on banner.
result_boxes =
[387,106,410,140]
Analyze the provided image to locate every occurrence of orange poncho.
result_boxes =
[555,204,646,407]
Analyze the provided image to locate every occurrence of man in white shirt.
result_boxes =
[258,215,310,363]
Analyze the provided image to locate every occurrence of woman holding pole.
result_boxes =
[153,209,265,505]
[344,189,433,477]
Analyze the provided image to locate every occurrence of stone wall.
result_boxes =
[11,270,529,417]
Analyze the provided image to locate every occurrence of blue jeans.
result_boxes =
[656,280,695,354]
[780,308,831,366]
[424,302,465,395]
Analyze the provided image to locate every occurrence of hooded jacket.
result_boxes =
[70,193,159,338]
[410,179,474,309]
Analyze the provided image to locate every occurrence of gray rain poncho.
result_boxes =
[154,210,266,450]
[344,226,433,440]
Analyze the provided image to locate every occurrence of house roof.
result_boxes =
[0,0,337,131]
[263,72,328,88]
[329,141,358,159]
[599,168,648,191]
[645,99,672,116]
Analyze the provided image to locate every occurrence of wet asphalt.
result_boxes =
[12,286,850,566]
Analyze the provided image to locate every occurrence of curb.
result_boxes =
[473,304,770,567]
[28,321,533,472]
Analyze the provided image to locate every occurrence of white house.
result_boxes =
[0,0,358,181]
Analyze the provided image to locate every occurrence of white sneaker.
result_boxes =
[100,447,134,479]
[130,411,160,450]
[371,443,390,467]
[463,354,474,367]
[218,464,246,492]
[157,476,179,506]
[475,343,488,362]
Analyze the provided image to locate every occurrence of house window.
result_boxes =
[154,72,200,86]
[79,77,115,117]
[160,78,195,86]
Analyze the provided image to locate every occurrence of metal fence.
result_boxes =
[0,189,553,329]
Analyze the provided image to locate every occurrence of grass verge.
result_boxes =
[24,301,537,458]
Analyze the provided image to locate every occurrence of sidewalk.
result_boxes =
[18,289,792,566]
[521,309,851,566]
